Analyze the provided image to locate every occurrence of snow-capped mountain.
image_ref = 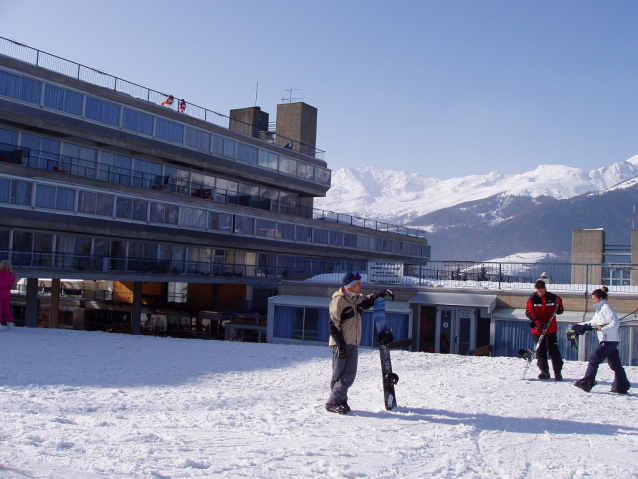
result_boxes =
[316,155,638,261]
[316,155,638,225]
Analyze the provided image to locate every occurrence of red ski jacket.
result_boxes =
[525,291,563,335]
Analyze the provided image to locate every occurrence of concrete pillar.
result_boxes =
[571,229,604,286]
[24,278,39,328]
[49,279,60,328]
[131,281,143,335]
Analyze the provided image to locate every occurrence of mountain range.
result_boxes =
[315,156,638,261]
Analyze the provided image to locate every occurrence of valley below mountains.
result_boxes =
[315,156,638,261]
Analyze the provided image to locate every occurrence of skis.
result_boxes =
[373,297,399,410]
[519,304,559,379]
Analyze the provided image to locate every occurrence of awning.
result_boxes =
[492,308,592,323]
[408,291,497,313]
[270,295,411,314]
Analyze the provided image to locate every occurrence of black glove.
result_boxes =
[375,289,395,301]
[572,323,593,335]
[338,345,348,359]
[378,328,394,345]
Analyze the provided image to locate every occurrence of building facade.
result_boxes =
[0,38,430,333]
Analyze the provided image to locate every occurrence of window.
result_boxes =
[297,162,314,180]
[329,231,344,246]
[276,223,295,240]
[19,77,42,104]
[180,207,207,229]
[279,157,297,175]
[295,225,311,242]
[0,127,18,146]
[43,84,83,115]
[0,70,20,98]
[185,127,211,151]
[215,178,238,203]
[35,184,75,211]
[344,233,357,248]
[132,158,162,188]
[0,178,9,203]
[10,180,32,205]
[85,97,120,125]
[122,108,153,135]
[0,71,41,104]
[312,228,329,244]
[155,118,183,143]
[149,202,178,224]
[115,197,148,221]
[61,143,97,177]
[77,191,114,216]
[211,134,224,155]
[255,219,276,238]
[99,152,132,185]
[314,167,331,185]
[234,216,254,235]
[224,139,236,158]
[258,150,278,170]
[209,212,233,232]
[273,306,304,340]
[237,143,258,164]
[20,133,60,170]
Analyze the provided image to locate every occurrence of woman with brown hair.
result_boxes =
[572,287,631,394]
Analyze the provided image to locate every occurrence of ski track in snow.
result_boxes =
[0,329,637,478]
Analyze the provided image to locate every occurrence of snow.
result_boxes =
[315,157,638,222]
[1,328,637,478]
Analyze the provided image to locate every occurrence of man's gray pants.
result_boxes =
[327,345,358,405]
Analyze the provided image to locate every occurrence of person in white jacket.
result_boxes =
[572,287,631,394]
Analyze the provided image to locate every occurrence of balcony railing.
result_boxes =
[0,36,325,161]
[5,249,638,293]
[0,142,428,239]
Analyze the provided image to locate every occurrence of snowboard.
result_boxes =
[373,297,399,410]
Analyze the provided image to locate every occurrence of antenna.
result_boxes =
[633,205,635,230]
[254,82,259,107]
[282,87,303,103]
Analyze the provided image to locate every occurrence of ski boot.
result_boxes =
[573,379,597,392]
[325,403,348,415]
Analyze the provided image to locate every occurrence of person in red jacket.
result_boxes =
[525,279,564,380]
[0,260,16,330]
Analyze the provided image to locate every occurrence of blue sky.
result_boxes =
[1,0,637,180]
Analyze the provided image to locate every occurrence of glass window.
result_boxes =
[273,306,304,339]
[102,101,120,126]
[312,228,329,244]
[35,184,56,208]
[0,127,18,146]
[276,223,295,240]
[208,212,233,231]
[56,187,75,211]
[155,118,170,139]
[180,207,207,229]
[0,70,20,98]
[10,180,32,205]
[85,97,103,122]
[211,134,224,155]
[169,122,183,143]
[132,158,162,188]
[77,191,113,216]
[295,225,311,242]
[185,127,211,151]
[138,112,153,135]
[255,219,276,238]
[224,139,236,158]
[234,216,254,235]
[20,77,42,104]
[329,231,344,246]
[99,152,132,184]
[64,90,83,115]
[237,143,258,164]
[149,202,178,224]
[297,162,314,180]
[0,178,9,203]
[115,197,148,220]
[314,167,331,186]
[122,108,138,131]
[279,157,297,175]
[344,233,357,248]
[258,150,278,170]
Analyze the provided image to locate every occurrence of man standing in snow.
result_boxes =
[325,273,394,414]
[525,279,564,380]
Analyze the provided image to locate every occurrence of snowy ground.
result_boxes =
[0,328,637,478]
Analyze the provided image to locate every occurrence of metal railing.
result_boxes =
[5,249,638,293]
[1,142,428,239]
[0,36,325,161]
